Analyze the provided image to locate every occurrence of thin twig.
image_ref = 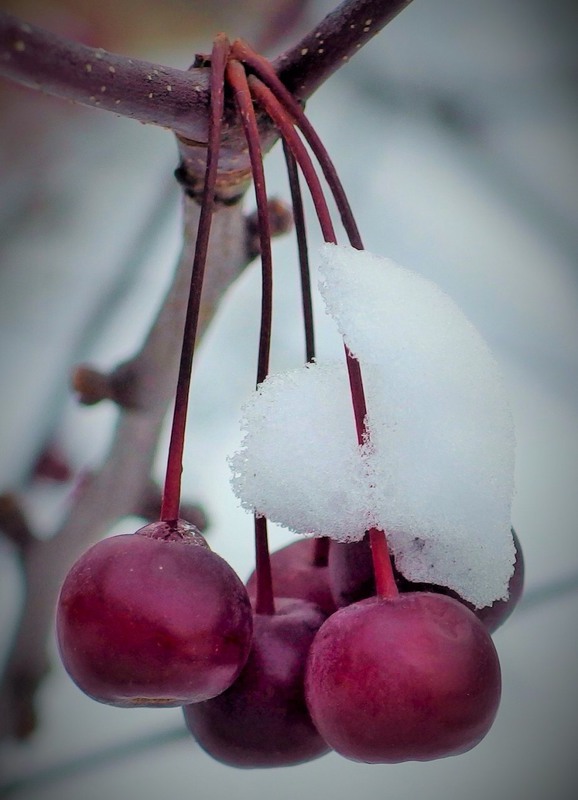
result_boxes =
[0,196,251,740]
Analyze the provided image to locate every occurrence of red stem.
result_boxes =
[369,529,399,599]
[235,43,369,439]
[248,63,396,599]
[253,516,275,616]
[233,40,363,249]
[227,58,276,616]
[283,142,315,363]
[227,60,274,387]
[159,35,230,522]
[248,77,336,244]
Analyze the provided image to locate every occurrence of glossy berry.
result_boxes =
[329,529,524,633]
[305,592,501,763]
[184,597,330,768]
[57,519,253,707]
[245,538,336,616]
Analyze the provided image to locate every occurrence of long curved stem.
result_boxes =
[160,35,230,521]
[283,142,315,364]
[233,40,363,248]
[227,57,276,616]
[227,60,274,389]
[249,70,397,600]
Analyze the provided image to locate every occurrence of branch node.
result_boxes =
[136,481,209,532]
[2,661,50,740]
[71,362,141,410]
[32,443,73,483]
[174,162,250,207]
[246,197,293,260]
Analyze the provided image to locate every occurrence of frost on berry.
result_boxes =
[230,245,516,608]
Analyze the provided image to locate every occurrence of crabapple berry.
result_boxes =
[245,538,336,615]
[57,519,253,707]
[184,597,330,768]
[329,529,524,633]
[305,592,501,763]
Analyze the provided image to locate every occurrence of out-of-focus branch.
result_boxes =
[0,194,290,740]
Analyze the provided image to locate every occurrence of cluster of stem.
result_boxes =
[161,37,398,616]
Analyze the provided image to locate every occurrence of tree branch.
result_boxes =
[0,1,412,135]
[0,188,293,740]
[275,0,413,99]
[0,12,210,139]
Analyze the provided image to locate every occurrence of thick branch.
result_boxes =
[0,1,412,135]
[0,12,210,139]
[276,0,413,99]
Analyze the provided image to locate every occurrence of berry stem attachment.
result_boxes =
[369,529,399,599]
[160,35,230,522]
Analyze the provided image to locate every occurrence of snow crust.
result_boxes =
[230,245,516,607]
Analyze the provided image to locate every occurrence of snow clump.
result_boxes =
[230,244,516,608]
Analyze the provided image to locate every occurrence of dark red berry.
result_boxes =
[329,529,524,633]
[305,592,501,763]
[57,519,253,707]
[184,597,330,768]
[245,538,336,616]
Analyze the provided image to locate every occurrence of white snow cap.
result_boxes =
[231,244,516,607]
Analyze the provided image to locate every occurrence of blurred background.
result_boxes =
[1,1,577,798]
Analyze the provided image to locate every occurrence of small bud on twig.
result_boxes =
[246,197,293,261]
[32,443,72,483]
[71,362,141,410]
